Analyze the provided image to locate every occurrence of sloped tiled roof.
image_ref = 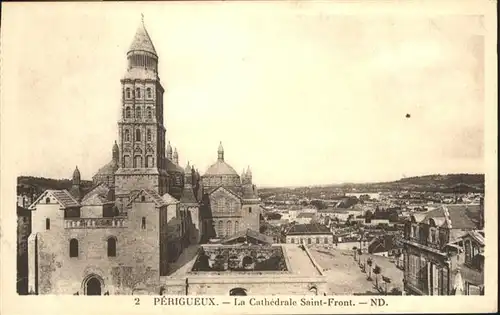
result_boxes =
[418,205,478,229]
[93,160,119,177]
[127,189,166,208]
[207,185,242,200]
[287,223,330,235]
[221,229,273,245]
[162,193,179,205]
[81,183,113,206]
[34,190,80,209]
[463,230,485,246]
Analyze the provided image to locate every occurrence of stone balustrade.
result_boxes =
[64,217,127,229]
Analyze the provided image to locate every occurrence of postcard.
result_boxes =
[0,1,497,314]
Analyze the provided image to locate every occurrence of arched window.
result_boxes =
[217,198,224,213]
[291,238,295,244]
[69,239,78,257]
[136,88,141,98]
[234,221,239,234]
[218,221,223,237]
[226,221,232,236]
[146,88,152,99]
[146,155,153,168]
[242,256,253,268]
[135,107,142,119]
[308,238,312,244]
[249,207,252,213]
[107,237,116,257]
[135,129,141,142]
[125,107,131,118]
[134,156,142,168]
[147,129,152,141]
[123,155,131,168]
[324,237,328,244]
[45,218,50,230]
[147,107,152,119]
[141,217,146,229]
[125,88,131,99]
[124,129,130,142]
[45,197,50,203]
[141,195,146,202]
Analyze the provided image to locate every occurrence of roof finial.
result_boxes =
[141,13,145,25]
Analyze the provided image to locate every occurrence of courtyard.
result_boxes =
[308,246,404,295]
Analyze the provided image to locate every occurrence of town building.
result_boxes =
[367,234,402,258]
[402,203,484,295]
[25,18,260,295]
[285,223,333,246]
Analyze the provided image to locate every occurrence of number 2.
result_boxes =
[134,298,140,305]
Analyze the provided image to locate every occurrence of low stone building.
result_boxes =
[285,223,333,246]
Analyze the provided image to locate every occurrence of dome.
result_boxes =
[204,160,239,177]
[166,159,184,174]
[94,160,119,177]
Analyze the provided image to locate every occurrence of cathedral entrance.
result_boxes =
[84,275,102,295]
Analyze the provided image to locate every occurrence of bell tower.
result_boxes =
[115,16,168,211]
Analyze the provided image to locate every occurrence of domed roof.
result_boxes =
[128,17,157,56]
[94,160,119,177]
[166,159,184,174]
[204,160,239,177]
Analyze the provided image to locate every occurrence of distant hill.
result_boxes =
[259,173,484,196]
[17,176,94,195]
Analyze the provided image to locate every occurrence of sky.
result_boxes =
[1,2,488,187]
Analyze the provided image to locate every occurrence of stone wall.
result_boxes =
[163,277,327,295]
[29,198,164,295]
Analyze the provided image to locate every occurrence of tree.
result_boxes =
[365,210,373,224]
[382,276,391,295]
[373,265,381,290]
[310,200,327,210]
[366,258,373,280]
[394,251,402,269]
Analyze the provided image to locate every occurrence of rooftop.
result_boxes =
[287,223,331,235]
[296,212,316,219]
[413,204,479,230]
[204,160,239,177]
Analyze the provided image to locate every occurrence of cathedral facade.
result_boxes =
[26,18,260,295]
